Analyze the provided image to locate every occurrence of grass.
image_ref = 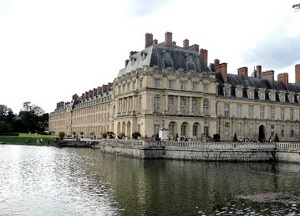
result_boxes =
[0,133,58,146]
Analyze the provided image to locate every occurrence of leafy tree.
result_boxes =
[0,104,16,131]
[272,133,279,142]
[232,132,238,142]
[293,3,300,9]
[101,132,108,138]
[0,121,10,133]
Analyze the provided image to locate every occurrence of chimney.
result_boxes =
[256,65,262,78]
[97,86,102,95]
[295,64,300,84]
[165,32,172,46]
[278,72,289,89]
[93,88,97,96]
[214,59,220,66]
[215,62,228,82]
[189,44,199,52]
[183,39,189,49]
[102,84,108,93]
[238,67,248,77]
[261,70,274,86]
[200,49,208,67]
[108,82,113,91]
[81,93,86,100]
[153,39,158,45]
[172,41,176,46]
[125,59,129,67]
[89,90,93,98]
[145,33,153,48]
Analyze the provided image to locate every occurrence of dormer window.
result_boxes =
[247,87,255,99]
[278,91,286,102]
[162,51,173,68]
[186,55,195,71]
[223,84,231,97]
[235,87,243,98]
[258,89,266,100]
[269,91,276,101]
[288,93,295,103]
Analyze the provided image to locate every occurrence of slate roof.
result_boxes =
[118,43,209,77]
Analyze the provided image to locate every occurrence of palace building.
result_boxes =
[49,32,300,141]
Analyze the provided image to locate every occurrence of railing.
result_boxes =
[97,139,300,152]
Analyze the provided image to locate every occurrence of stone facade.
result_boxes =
[49,32,300,141]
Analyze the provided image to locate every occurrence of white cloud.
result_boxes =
[0,0,299,113]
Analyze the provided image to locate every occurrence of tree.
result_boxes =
[58,131,65,140]
[272,133,279,142]
[232,132,238,142]
[0,104,16,132]
[293,3,300,9]
[0,121,10,133]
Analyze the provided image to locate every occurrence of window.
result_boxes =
[180,97,187,114]
[291,125,294,137]
[168,97,175,114]
[139,79,143,88]
[224,87,230,97]
[279,93,285,102]
[281,125,285,137]
[203,99,209,115]
[192,82,198,91]
[269,92,276,101]
[247,89,254,99]
[162,51,174,68]
[127,83,131,91]
[259,90,265,100]
[248,105,254,118]
[248,123,254,137]
[192,99,198,115]
[181,81,186,90]
[169,123,174,138]
[186,55,195,71]
[225,122,230,136]
[193,125,198,137]
[224,103,230,118]
[139,96,142,113]
[118,85,121,94]
[204,126,209,136]
[235,88,242,98]
[154,124,160,135]
[290,109,294,121]
[260,106,265,119]
[237,104,243,118]
[270,107,275,120]
[280,108,285,121]
[154,95,160,112]
[271,124,275,137]
[169,80,175,89]
[154,78,161,88]
[122,84,125,92]
[181,123,186,136]
[237,123,242,136]
[203,83,209,93]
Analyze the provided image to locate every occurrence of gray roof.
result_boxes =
[118,43,209,77]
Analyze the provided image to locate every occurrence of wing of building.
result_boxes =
[49,32,300,141]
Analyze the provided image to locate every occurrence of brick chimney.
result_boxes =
[145,33,153,48]
[189,44,199,52]
[183,39,189,49]
[261,70,274,86]
[153,39,158,45]
[97,86,102,95]
[256,65,262,78]
[102,84,108,93]
[278,72,289,89]
[81,93,86,100]
[93,88,97,96]
[215,62,228,82]
[172,41,176,46]
[165,32,172,46]
[200,49,208,67]
[89,90,93,98]
[238,67,248,77]
[85,91,89,99]
[295,64,300,84]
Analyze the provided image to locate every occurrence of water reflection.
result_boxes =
[1,145,300,215]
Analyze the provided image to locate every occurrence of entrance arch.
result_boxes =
[258,125,265,142]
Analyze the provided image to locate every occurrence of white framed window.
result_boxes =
[154,95,160,113]
[260,106,265,119]
[192,82,198,91]
[281,125,285,137]
[225,122,230,136]
[180,97,187,114]
[280,108,285,121]
[248,105,254,118]
[168,97,175,114]
[181,81,187,90]
[193,125,198,137]
[203,99,209,115]
[192,99,198,115]
[181,123,187,136]
[203,83,209,93]
[224,103,230,118]
[237,123,242,136]
[154,78,161,88]
[169,80,175,89]
[290,109,294,121]
[270,107,275,120]
[291,125,294,137]
[271,124,275,137]
[237,104,243,118]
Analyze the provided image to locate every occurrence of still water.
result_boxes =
[1,145,300,216]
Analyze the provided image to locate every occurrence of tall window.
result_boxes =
[225,122,230,136]
[180,97,187,114]
[204,126,209,136]
[162,52,173,68]
[248,123,254,137]
[169,80,175,89]
[203,99,209,115]
[181,81,187,90]
[203,83,209,92]
[281,125,285,137]
[154,95,160,112]
[192,99,198,115]
[271,124,275,137]
[139,96,142,113]
[291,125,294,137]
[139,79,143,89]
[280,108,285,121]
[168,97,175,114]
[127,83,131,91]
[169,123,174,138]
[154,124,160,135]
[260,106,265,119]
[248,105,254,118]
[224,87,230,97]
[193,124,198,137]
[270,107,275,120]
[290,109,294,121]
[237,104,243,118]
[237,123,242,136]
[154,78,161,88]
[192,82,198,91]
[224,103,230,118]
[181,123,186,136]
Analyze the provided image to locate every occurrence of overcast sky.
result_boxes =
[0,0,299,114]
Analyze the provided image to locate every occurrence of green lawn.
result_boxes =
[0,133,58,146]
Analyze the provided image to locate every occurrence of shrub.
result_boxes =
[58,131,65,140]
[272,133,279,142]
[213,134,220,142]
[119,132,125,139]
[101,132,108,138]
[132,132,141,139]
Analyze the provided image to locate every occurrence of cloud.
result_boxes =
[0,0,11,16]
[128,0,171,17]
